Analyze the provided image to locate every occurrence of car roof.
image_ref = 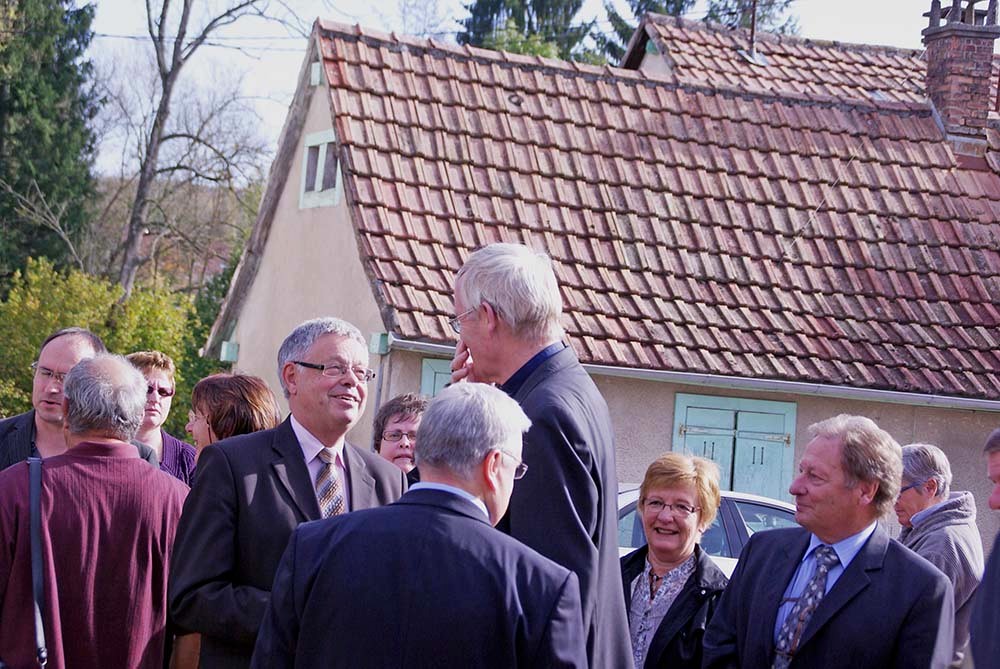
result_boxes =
[618,483,795,511]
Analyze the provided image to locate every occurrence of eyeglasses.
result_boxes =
[642,499,700,519]
[496,448,528,480]
[293,361,376,382]
[147,385,175,398]
[31,362,67,384]
[448,306,478,334]
[898,481,925,498]
[382,430,417,443]
[187,411,207,424]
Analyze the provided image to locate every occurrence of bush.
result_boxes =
[0,258,211,436]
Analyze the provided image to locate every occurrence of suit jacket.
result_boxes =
[621,545,728,669]
[0,409,159,471]
[702,525,955,669]
[500,345,631,668]
[251,488,587,669]
[168,418,407,669]
[969,532,1000,669]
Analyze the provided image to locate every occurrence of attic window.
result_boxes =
[299,129,342,209]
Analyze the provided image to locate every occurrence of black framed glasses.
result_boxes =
[382,430,417,442]
[642,499,700,519]
[898,481,925,498]
[497,448,528,479]
[293,360,376,383]
[147,385,175,398]
[448,306,478,334]
[31,362,67,384]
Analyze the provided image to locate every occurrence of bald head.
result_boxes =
[63,354,147,442]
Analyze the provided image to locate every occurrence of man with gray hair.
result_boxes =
[894,443,984,667]
[252,382,586,668]
[704,414,954,669]
[449,243,630,668]
[170,317,406,668]
[970,428,1000,668]
[0,354,188,668]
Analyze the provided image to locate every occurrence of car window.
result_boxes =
[618,503,733,558]
[733,500,798,535]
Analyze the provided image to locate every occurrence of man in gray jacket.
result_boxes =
[895,442,984,668]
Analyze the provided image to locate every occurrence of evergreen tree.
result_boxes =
[458,0,593,60]
[704,0,798,34]
[0,0,99,286]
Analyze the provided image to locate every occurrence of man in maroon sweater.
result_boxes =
[0,354,189,669]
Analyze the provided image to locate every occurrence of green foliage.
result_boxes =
[0,0,99,285]
[483,18,561,57]
[704,0,799,34]
[0,259,194,428]
[459,0,593,61]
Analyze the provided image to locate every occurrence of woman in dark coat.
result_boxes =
[621,452,729,669]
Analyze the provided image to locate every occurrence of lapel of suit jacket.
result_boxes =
[757,531,811,658]
[9,410,36,463]
[796,524,886,650]
[269,419,320,520]
[343,443,376,510]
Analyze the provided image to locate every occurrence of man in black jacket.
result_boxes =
[449,243,630,668]
[0,326,158,471]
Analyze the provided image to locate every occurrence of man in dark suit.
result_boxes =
[0,326,158,470]
[969,428,1000,669]
[251,382,586,668]
[169,317,407,668]
[449,243,630,667]
[703,414,954,669]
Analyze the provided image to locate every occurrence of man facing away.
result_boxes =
[169,317,406,668]
[894,443,983,668]
[0,326,157,470]
[703,414,954,669]
[0,354,189,668]
[251,382,586,669]
[969,428,1000,669]
[448,243,630,667]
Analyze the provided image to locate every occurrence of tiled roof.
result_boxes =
[313,20,1000,401]
[625,13,1000,111]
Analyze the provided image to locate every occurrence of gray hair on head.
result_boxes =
[456,243,564,343]
[276,317,366,398]
[983,428,1000,455]
[901,443,952,498]
[808,414,902,517]
[63,354,146,442]
[415,382,531,480]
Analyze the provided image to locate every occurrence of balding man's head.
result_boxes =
[63,355,146,442]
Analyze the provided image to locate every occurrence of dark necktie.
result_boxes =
[772,545,840,669]
[315,448,345,518]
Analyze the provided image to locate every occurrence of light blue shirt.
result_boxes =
[773,521,878,642]
[410,482,490,522]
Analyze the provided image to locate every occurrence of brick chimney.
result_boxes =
[922,0,1000,157]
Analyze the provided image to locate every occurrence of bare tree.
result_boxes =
[115,0,279,299]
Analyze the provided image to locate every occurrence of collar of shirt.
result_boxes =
[499,341,566,397]
[410,481,490,522]
[804,520,878,571]
[909,496,951,527]
[290,414,345,468]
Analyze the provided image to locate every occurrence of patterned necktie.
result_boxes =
[315,448,345,518]
[772,545,840,669]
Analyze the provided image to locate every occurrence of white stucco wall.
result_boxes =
[229,79,387,448]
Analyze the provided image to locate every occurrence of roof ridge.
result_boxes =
[315,20,931,118]
[643,12,925,57]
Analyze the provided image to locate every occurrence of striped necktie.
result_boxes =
[315,448,345,518]
[773,544,839,668]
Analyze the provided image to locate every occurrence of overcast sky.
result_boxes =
[87,0,966,173]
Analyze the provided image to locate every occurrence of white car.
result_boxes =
[618,484,798,577]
